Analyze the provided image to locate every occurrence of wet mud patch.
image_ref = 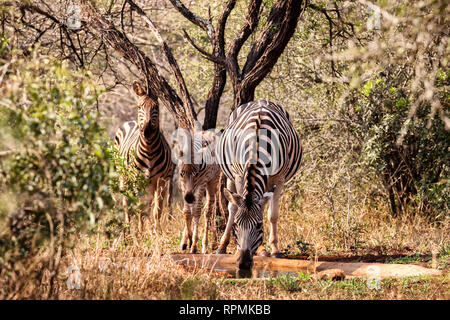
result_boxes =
[171,253,443,280]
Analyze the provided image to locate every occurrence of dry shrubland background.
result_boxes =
[0,0,448,299]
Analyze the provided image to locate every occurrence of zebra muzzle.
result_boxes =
[236,249,253,270]
[184,192,195,204]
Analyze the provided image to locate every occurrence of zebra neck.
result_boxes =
[142,120,160,142]
[142,107,160,141]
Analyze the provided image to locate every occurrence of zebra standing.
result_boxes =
[216,100,302,269]
[114,81,173,233]
[175,129,220,253]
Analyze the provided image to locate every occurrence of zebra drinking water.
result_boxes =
[215,100,302,269]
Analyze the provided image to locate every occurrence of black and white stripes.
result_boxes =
[114,91,303,264]
[114,81,173,232]
[176,130,220,253]
[215,99,302,269]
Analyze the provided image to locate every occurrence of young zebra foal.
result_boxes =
[176,129,220,254]
[114,81,173,233]
[216,100,303,269]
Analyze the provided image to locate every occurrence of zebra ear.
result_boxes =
[132,80,145,96]
[176,148,184,165]
[224,188,243,206]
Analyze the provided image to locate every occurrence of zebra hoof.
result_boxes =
[271,252,283,259]
[256,246,269,257]
[180,244,187,251]
[190,247,197,254]
[257,249,269,257]
[216,249,226,254]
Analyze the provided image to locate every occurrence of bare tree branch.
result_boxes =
[226,0,262,88]
[17,1,85,67]
[202,0,236,130]
[80,0,196,129]
[125,0,197,125]
[234,0,306,108]
[182,29,225,65]
[11,0,308,130]
[168,0,214,40]
[169,0,235,130]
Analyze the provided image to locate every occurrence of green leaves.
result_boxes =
[358,66,449,216]
[0,50,116,256]
[109,146,149,218]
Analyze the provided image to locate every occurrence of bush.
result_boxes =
[0,46,117,298]
[358,69,449,216]
[109,146,150,226]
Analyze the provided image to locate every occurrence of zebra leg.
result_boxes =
[151,178,165,234]
[180,203,193,251]
[166,173,174,220]
[256,196,271,256]
[158,178,170,228]
[210,173,220,251]
[268,184,284,258]
[201,191,211,254]
[217,180,237,254]
[202,179,218,253]
[190,187,205,254]
[144,183,156,233]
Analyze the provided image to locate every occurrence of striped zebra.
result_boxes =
[175,129,220,253]
[114,81,173,233]
[216,100,302,269]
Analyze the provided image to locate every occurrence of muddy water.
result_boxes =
[171,253,443,279]
[212,266,304,279]
[172,254,310,279]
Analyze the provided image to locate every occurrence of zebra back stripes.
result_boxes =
[217,99,302,195]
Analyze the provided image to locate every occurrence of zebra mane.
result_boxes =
[133,81,158,115]
[139,95,160,133]
[142,95,158,108]
[244,109,262,207]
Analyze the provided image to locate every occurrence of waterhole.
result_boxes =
[171,253,443,279]
[212,266,306,279]
[172,254,312,279]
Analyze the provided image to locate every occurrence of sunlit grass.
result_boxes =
[49,196,449,300]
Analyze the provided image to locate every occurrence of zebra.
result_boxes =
[215,100,302,269]
[175,129,220,254]
[114,81,173,233]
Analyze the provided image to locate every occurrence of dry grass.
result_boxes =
[46,196,449,300]
[1,189,448,299]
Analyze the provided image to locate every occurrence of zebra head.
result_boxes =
[179,160,200,204]
[132,81,159,134]
[224,187,275,269]
[176,130,217,204]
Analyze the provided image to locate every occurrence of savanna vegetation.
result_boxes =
[0,0,448,299]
